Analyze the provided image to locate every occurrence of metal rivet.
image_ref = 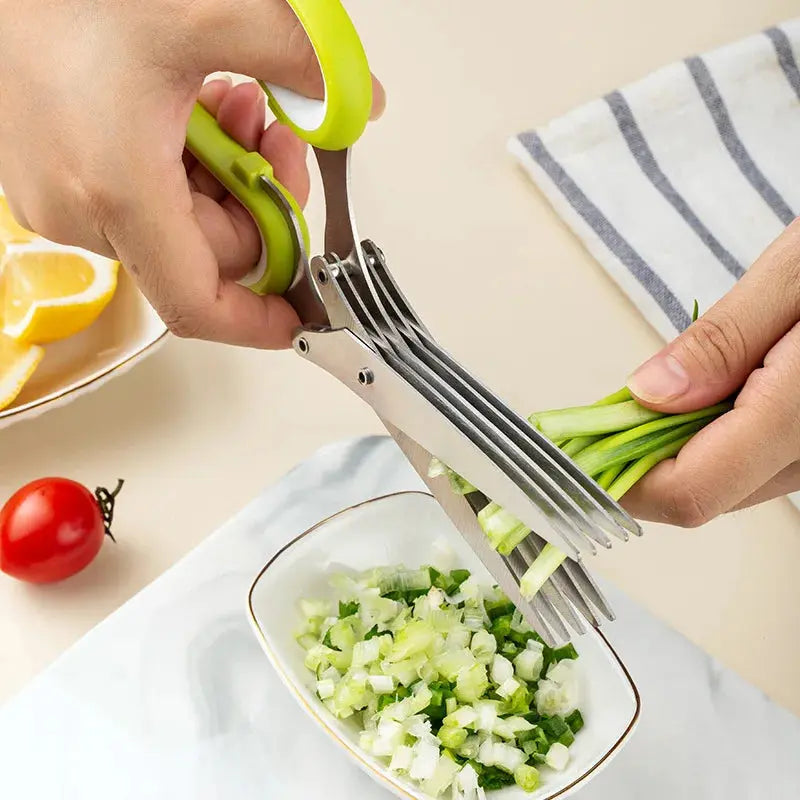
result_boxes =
[357,368,374,386]
[317,268,328,285]
[297,337,309,354]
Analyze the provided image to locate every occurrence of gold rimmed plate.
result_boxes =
[248,491,641,800]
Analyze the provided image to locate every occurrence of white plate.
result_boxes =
[248,492,641,800]
[0,264,167,430]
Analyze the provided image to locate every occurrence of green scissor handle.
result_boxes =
[185,0,372,295]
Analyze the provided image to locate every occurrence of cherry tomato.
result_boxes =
[0,477,122,583]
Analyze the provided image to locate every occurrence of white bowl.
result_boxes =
[0,266,167,430]
[248,492,641,800]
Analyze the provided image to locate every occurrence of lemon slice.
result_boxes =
[0,195,37,244]
[1,244,118,344]
[0,333,43,411]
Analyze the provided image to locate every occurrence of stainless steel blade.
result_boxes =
[294,325,581,557]
[362,241,642,543]
[380,421,564,642]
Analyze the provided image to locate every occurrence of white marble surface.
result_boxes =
[0,437,797,799]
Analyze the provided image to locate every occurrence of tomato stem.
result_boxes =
[94,479,124,543]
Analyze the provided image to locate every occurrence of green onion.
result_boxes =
[552,643,578,661]
[497,524,532,556]
[478,502,527,550]
[565,709,584,734]
[529,400,664,440]
[338,600,359,618]
[596,462,626,490]
[428,329,733,608]
[519,544,567,599]
[559,435,602,457]
[573,404,730,477]
[514,764,541,792]
[607,433,694,501]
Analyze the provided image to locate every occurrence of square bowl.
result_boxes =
[248,491,640,800]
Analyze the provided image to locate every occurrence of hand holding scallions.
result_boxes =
[432,221,800,596]
[620,221,800,524]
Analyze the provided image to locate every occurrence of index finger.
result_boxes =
[107,162,300,349]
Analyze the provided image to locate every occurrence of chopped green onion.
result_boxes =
[338,600,359,618]
[552,643,578,661]
[438,726,468,749]
[427,457,476,494]
[545,742,570,771]
[514,764,541,791]
[519,544,567,600]
[477,502,527,550]
[378,568,432,596]
[565,709,584,734]
[299,564,585,796]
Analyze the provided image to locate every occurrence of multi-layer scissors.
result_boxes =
[185,0,642,644]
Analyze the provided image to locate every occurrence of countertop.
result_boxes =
[1,437,797,800]
[2,0,799,717]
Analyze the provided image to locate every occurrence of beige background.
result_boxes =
[2,0,799,715]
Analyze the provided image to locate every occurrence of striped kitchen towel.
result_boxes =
[510,19,800,512]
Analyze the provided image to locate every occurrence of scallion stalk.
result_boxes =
[559,436,601,457]
[529,400,664,440]
[596,462,627,490]
[519,544,567,599]
[573,403,731,477]
[607,433,693,500]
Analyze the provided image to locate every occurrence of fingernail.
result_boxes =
[205,73,233,87]
[369,80,387,121]
[627,353,690,403]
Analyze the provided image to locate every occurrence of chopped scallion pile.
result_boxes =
[297,565,585,797]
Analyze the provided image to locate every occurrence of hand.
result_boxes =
[622,220,800,526]
[0,0,384,348]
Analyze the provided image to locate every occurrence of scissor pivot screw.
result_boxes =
[357,368,374,386]
[317,268,329,285]
[297,337,310,354]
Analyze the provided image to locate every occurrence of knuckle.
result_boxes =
[23,202,67,243]
[743,365,800,452]
[80,181,126,245]
[160,305,208,340]
[681,314,748,382]
[17,171,124,249]
[665,482,722,528]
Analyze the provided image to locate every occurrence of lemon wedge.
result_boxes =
[0,333,43,411]
[0,195,37,244]
[1,245,118,344]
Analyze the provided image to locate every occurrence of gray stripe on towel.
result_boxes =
[686,55,796,225]
[765,27,800,101]
[606,90,745,279]
[517,131,691,331]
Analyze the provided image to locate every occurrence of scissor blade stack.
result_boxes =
[296,240,641,643]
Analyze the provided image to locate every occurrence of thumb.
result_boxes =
[191,0,385,118]
[627,221,800,412]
